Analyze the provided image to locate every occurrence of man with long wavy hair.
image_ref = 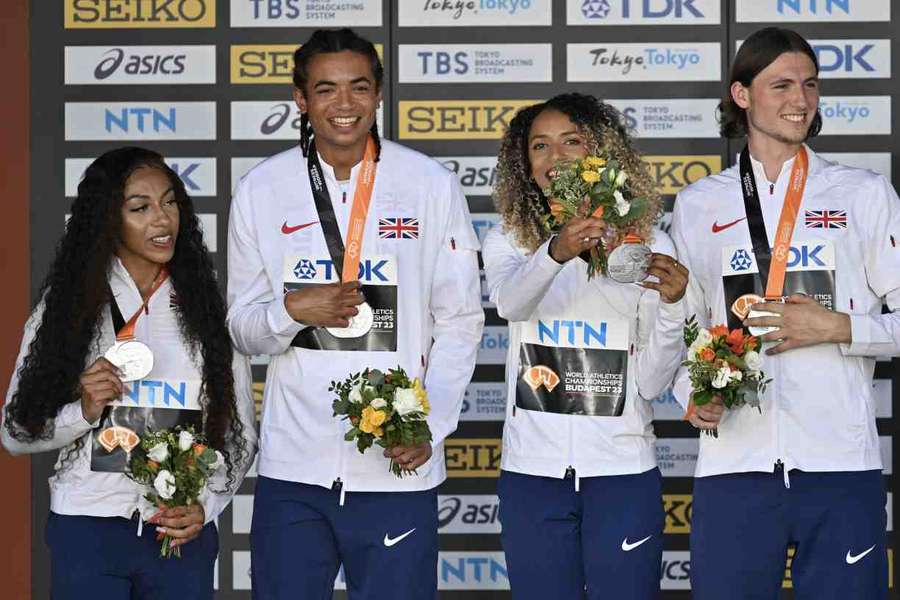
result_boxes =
[672,27,898,599]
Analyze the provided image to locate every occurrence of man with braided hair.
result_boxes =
[226,28,483,599]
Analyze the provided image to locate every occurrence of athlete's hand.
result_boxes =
[744,294,851,355]
[78,357,126,424]
[688,394,724,431]
[384,442,433,471]
[639,253,688,304]
[284,281,365,328]
[149,503,205,548]
[549,217,607,263]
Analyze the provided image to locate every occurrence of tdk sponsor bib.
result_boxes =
[91,379,203,472]
[517,313,630,416]
[721,241,835,330]
[283,254,398,351]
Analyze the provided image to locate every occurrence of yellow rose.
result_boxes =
[583,156,606,168]
[581,171,601,183]
[359,406,387,434]
[413,378,430,415]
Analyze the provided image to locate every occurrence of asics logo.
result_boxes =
[383,528,416,548]
[845,544,876,565]
[621,535,652,552]
[711,217,747,233]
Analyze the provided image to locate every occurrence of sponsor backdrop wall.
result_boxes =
[30,1,897,597]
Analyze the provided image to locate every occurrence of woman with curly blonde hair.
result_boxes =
[483,93,688,599]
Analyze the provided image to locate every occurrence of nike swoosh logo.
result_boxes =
[281,220,318,234]
[711,217,747,233]
[621,535,652,552]
[383,528,416,548]
[846,544,876,565]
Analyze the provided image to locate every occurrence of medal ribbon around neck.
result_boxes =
[739,145,809,300]
[115,266,169,342]
[307,135,378,284]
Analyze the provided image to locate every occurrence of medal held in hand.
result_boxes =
[105,267,168,382]
[606,233,652,284]
[542,154,655,280]
[308,135,378,339]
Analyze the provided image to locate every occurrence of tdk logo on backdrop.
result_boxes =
[815,42,875,73]
[106,107,175,133]
[582,0,704,19]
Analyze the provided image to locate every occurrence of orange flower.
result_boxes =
[591,205,605,219]
[192,444,207,457]
[726,329,746,355]
[699,347,716,362]
[709,325,729,339]
[549,201,565,219]
[147,460,159,472]
[744,335,759,351]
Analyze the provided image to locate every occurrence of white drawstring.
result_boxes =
[339,486,347,507]
[783,465,791,489]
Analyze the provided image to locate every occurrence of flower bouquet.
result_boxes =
[128,426,224,558]
[331,367,431,477]
[542,153,654,279]
[682,316,771,436]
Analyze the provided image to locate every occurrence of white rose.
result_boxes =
[744,350,762,371]
[614,190,631,217]
[370,397,387,410]
[615,170,629,187]
[210,450,225,471]
[711,367,731,389]
[348,384,364,404]
[688,339,704,361]
[729,369,743,383]
[153,470,176,500]
[393,387,421,417]
[695,328,712,347]
[147,442,169,463]
[178,430,195,452]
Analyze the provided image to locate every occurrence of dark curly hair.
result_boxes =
[719,27,822,139]
[493,93,662,252]
[5,147,248,489]
[293,28,383,161]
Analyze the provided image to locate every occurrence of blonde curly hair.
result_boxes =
[492,93,662,253]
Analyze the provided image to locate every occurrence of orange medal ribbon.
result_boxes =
[115,266,169,341]
[341,136,378,283]
[763,146,809,300]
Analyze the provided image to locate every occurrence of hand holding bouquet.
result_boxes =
[331,367,432,478]
[682,316,771,436]
[542,154,654,279]
[128,426,224,558]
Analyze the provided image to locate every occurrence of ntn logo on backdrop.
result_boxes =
[736,0,891,22]
[64,102,216,140]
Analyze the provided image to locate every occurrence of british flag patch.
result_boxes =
[805,210,847,229]
[379,217,419,239]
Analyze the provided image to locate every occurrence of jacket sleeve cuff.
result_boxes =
[267,296,305,338]
[58,400,100,431]
[840,313,880,356]
[656,296,686,326]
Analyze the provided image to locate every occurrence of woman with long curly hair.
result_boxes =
[483,93,688,599]
[2,147,256,599]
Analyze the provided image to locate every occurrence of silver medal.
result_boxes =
[327,301,374,339]
[104,340,154,382]
[606,243,651,283]
[746,308,780,337]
